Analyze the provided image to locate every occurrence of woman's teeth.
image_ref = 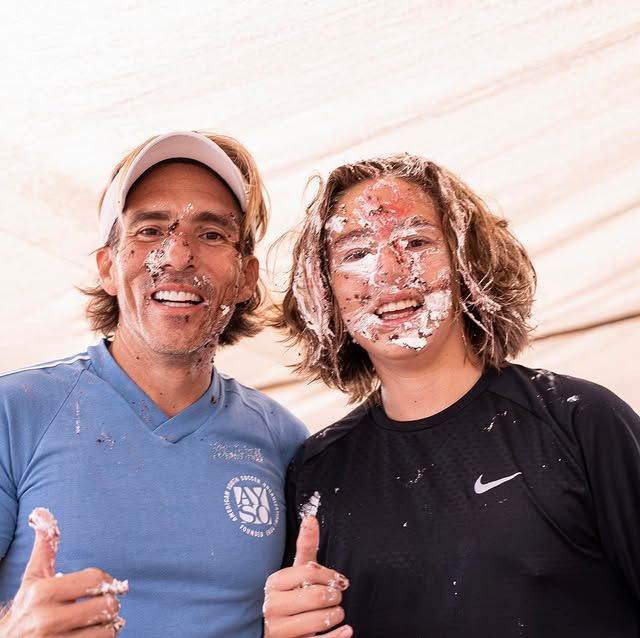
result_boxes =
[375,299,421,316]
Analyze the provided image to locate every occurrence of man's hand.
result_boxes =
[263,516,352,638]
[0,508,127,637]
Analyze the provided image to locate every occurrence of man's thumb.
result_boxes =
[23,508,59,580]
[293,515,319,566]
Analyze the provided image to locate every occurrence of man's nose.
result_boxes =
[373,242,408,286]
[162,234,195,271]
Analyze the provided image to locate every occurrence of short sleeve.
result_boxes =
[573,386,640,598]
[0,392,19,558]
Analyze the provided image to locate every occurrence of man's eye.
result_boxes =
[136,227,163,239]
[201,231,226,242]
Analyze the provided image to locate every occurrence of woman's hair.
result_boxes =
[274,154,536,403]
[82,131,269,346]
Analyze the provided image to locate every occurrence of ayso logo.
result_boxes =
[224,475,280,538]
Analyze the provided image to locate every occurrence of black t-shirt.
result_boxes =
[284,364,640,637]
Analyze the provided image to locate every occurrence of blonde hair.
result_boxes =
[83,131,269,346]
[275,154,536,403]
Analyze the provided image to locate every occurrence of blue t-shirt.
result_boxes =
[0,340,308,636]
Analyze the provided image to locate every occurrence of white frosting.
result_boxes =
[300,491,321,518]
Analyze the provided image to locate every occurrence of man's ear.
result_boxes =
[96,246,117,296]
[237,255,260,304]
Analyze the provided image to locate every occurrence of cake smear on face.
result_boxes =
[113,181,247,360]
[326,177,453,352]
[292,209,334,346]
[141,220,217,314]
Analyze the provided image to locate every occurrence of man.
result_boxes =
[263,155,640,638]
[0,131,307,636]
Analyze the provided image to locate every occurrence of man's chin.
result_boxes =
[143,336,218,360]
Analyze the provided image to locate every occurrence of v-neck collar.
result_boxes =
[88,339,222,443]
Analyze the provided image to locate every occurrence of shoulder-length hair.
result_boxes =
[274,154,536,403]
[82,131,269,346]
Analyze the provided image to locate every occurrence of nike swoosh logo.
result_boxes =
[474,472,522,494]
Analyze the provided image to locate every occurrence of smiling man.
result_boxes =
[0,131,307,636]
[263,155,640,638]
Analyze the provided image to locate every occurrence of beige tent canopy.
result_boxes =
[1,2,638,430]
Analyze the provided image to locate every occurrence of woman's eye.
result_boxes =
[343,249,371,262]
[406,237,433,250]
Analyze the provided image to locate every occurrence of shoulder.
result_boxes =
[294,403,369,468]
[488,363,638,440]
[0,351,92,479]
[0,351,91,412]
[490,363,632,413]
[217,373,309,459]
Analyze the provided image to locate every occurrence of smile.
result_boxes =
[151,289,204,307]
[375,298,423,319]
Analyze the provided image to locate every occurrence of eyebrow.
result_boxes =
[125,210,171,225]
[397,216,439,231]
[126,209,240,233]
[330,217,439,249]
[192,211,240,232]
[330,229,374,250]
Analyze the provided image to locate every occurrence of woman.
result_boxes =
[263,155,640,638]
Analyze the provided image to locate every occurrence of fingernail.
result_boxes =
[330,573,349,590]
[340,627,353,638]
[113,616,126,633]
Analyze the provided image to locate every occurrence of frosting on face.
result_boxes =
[325,177,453,352]
[107,161,249,363]
[292,202,334,346]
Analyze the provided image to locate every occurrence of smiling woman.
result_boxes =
[326,177,454,354]
[277,153,535,403]
[264,153,640,638]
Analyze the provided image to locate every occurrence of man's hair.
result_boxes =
[82,131,269,346]
[275,154,536,403]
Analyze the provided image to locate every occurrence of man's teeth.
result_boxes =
[152,290,203,304]
[375,299,421,315]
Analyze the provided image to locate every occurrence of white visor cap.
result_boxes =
[99,131,247,244]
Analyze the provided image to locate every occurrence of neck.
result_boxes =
[109,335,215,417]
[373,334,483,422]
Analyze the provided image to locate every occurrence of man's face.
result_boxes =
[326,176,457,362]
[97,161,258,359]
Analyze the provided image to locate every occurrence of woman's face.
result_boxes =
[326,176,457,363]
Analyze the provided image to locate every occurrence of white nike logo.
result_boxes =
[474,472,522,494]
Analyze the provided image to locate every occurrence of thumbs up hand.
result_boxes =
[263,516,353,638]
[0,508,127,637]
